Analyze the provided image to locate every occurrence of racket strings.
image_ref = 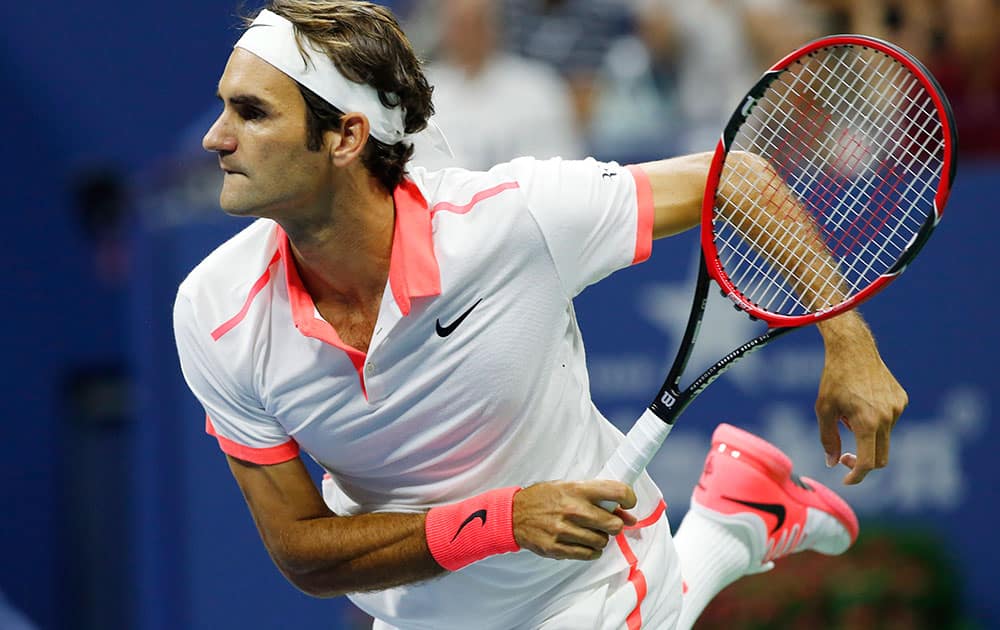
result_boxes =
[763,96,934,303]
[810,55,942,289]
[800,52,939,249]
[716,164,841,313]
[788,52,926,239]
[749,54,922,256]
[713,44,945,316]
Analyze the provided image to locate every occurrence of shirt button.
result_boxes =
[365,362,376,376]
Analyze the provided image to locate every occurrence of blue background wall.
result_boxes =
[1,3,257,628]
[2,2,996,629]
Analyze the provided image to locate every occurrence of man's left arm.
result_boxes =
[633,153,908,484]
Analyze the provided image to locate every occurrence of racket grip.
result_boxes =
[596,409,674,511]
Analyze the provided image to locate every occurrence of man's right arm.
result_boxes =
[226,455,637,597]
[226,454,442,597]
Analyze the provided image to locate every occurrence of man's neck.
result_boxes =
[279,173,396,308]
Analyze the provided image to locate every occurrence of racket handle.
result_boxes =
[596,408,674,511]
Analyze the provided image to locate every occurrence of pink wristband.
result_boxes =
[425,486,522,571]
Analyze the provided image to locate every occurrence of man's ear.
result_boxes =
[327,112,370,167]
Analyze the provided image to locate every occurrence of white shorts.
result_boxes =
[371,503,682,630]
[529,504,682,630]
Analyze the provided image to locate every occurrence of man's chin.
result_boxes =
[219,202,258,217]
[218,193,263,217]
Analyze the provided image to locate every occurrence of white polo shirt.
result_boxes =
[174,157,672,629]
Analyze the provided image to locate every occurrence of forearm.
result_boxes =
[231,451,638,596]
[719,151,847,309]
[260,482,633,597]
[816,309,875,353]
[267,511,444,597]
[227,456,443,597]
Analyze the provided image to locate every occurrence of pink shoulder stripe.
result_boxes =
[205,415,300,465]
[627,165,654,264]
[430,181,520,217]
[211,250,282,341]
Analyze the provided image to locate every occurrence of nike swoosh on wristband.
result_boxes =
[436,299,483,337]
[451,509,488,542]
[722,497,786,533]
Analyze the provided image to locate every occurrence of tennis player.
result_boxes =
[173,2,907,628]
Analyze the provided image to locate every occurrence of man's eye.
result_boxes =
[241,108,265,121]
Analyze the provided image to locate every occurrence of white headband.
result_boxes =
[235,9,451,155]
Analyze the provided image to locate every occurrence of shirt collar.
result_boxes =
[278,177,442,322]
[388,178,442,315]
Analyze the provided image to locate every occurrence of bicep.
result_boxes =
[226,455,333,554]
[634,152,713,240]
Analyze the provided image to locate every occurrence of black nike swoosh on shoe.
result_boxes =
[436,299,483,337]
[722,497,786,533]
[451,509,488,542]
[790,473,814,491]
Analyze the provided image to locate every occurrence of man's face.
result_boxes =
[203,48,332,217]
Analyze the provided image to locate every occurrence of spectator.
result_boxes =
[932,0,1000,157]
[412,0,583,170]
[501,0,634,131]
[829,0,937,63]
[623,0,825,155]
[588,1,683,161]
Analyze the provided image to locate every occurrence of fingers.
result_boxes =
[579,479,638,510]
[512,481,637,561]
[815,371,907,484]
[840,414,893,485]
[817,409,892,485]
[876,420,891,468]
[553,519,611,559]
[842,421,876,484]
[815,404,844,468]
[614,506,638,527]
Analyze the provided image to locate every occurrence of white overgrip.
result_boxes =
[596,408,674,510]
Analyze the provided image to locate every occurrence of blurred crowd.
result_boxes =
[396,0,999,169]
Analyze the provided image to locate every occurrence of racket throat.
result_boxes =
[650,386,687,424]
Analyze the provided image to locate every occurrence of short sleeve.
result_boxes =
[173,292,299,465]
[492,157,653,297]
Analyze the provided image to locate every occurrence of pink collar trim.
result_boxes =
[278,178,441,339]
[389,179,442,315]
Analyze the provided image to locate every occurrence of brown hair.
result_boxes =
[245,1,435,192]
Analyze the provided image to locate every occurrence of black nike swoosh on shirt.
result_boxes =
[435,299,483,337]
[451,509,488,542]
[722,497,786,533]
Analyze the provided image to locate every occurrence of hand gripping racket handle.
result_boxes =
[596,409,674,511]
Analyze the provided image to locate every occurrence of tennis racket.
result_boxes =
[597,34,958,493]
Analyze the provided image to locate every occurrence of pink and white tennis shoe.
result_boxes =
[689,423,859,573]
